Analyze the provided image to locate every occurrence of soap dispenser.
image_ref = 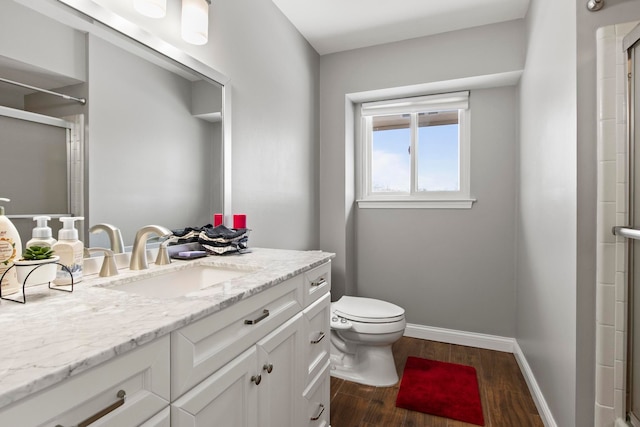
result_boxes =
[26,216,57,249]
[0,198,22,295]
[53,217,84,285]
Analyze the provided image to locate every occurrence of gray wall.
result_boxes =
[517,0,577,425]
[319,20,525,303]
[357,87,518,336]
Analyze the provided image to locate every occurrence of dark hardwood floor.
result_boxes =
[330,337,544,427]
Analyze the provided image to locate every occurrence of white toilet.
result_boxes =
[329,296,406,387]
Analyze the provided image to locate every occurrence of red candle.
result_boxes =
[233,214,246,229]
[213,213,223,227]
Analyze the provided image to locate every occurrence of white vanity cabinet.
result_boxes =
[0,335,170,427]
[0,259,332,427]
[171,261,331,427]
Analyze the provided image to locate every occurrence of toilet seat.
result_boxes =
[332,296,405,323]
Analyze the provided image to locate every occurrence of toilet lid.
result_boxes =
[333,296,405,323]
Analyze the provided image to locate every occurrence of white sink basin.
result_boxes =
[107,265,255,298]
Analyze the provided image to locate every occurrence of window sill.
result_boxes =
[356,198,476,209]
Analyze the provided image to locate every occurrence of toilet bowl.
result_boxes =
[330,296,406,387]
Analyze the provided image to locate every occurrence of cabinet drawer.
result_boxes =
[303,293,331,386]
[303,262,331,307]
[303,361,331,427]
[0,336,170,427]
[171,275,303,398]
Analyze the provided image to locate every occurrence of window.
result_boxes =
[357,91,475,209]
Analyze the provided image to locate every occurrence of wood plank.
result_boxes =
[330,337,544,427]
[330,392,370,426]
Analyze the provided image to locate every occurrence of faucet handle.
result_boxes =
[156,236,180,266]
[86,247,119,277]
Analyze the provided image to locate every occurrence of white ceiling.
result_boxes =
[271,0,531,55]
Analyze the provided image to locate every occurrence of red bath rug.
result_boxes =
[395,356,485,426]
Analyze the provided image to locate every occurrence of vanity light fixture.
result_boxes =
[133,0,167,18]
[181,0,211,45]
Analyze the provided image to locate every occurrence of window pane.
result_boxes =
[417,111,459,192]
[371,114,410,193]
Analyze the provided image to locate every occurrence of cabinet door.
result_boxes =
[172,347,259,427]
[256,313,305,427]
[303,361,331,427]
[140,407,170,427]
[303,292,331,386]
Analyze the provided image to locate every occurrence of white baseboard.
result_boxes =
[404,323,557,427]
[511,342,557,427]
[616,418,631,427]
[404,323,515,353]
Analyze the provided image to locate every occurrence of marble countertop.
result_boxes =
[0,247,334,409]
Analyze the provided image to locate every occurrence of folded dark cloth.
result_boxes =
[171,225,211,244]
[198,225,249,255]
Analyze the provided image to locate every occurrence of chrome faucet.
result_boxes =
[129,225,172,270]
[89,223,125,254]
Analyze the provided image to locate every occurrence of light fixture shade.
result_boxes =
[133,0,166,18]
[181,0,210,45]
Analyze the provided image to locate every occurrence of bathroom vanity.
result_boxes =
[0,248,333,426]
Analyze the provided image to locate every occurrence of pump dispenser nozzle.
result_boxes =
[58,217,84,241]
[32,216,52,239]
[0,198,10,216]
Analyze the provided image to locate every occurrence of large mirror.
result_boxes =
[0,0,229,248]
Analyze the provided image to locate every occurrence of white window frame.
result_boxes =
[356,91,475,209]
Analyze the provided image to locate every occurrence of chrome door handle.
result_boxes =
[310,403,325,421]
[310,278,326,287]
[263,363,273,374]
[251,374,262,385]
[310,331,326,344]
[56,389,126,427]
[245,309,270,325]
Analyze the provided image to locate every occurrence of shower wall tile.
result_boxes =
[617,153,627,183]
[596,324,615,366]
[616,271,625,301]
[616,301,625,332]
[595,403,615,427]
[599,203,616,244]
[616,330,625,360]
[599,120,617,162]
[597,364,615,407]
[600,78,616,121]
[597,285,616,326]
[596,22,637,426]
[617,123,627,154]
[598,243,616,283]
[616,183,626,213]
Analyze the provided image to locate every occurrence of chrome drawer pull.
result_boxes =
[263,363,274,374]
[245,309,270,325]
[310,403,325,421]
[251,374,262,385]
[310,278,326,287]
[56,389,126,427]
[310,331,326,344]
